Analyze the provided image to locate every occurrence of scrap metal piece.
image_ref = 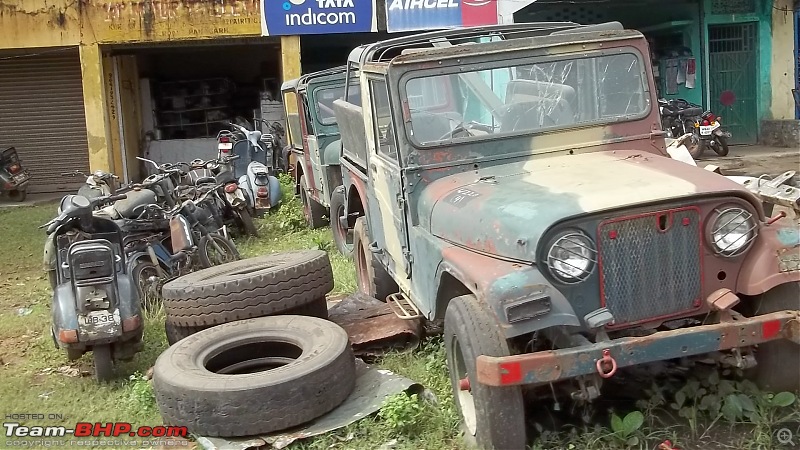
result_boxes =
[726,173,800,214]
[327,292,423,358]
[263,361,422,449]
[195,361,421,450]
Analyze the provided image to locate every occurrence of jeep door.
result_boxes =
[364,74,411,285]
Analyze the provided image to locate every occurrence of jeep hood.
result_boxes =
[419,150,751,262]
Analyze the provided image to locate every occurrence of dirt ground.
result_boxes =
[698,144,800,178]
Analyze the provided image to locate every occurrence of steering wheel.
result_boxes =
[437,122,495,141]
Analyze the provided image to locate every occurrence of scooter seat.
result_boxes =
[111,188,158,219]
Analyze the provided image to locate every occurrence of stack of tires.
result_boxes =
[161,250,334,344]
[153,250,358,437]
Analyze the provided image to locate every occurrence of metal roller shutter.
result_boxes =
[0,48,89,194]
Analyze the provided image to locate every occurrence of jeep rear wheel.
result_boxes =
[353,217,397,302]
[330,186,354,259]
[444,295,526,450]
[750,282,800,393]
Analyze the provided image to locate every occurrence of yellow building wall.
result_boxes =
[770,0,796,120]
[1,1,302,174]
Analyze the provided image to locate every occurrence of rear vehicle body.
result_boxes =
[0,146,30,201]
[281,67,361,254]
[331,22,800,449]
[44,193,145,381]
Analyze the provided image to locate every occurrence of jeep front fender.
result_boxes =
[737,223,800,296]
[438,245,580,339]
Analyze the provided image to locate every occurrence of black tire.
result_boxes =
[197,234,240,269]
[353,217,397,302]
[153,316,356,437]
[132,261,161,311]
[8,189,26,202]
[164,298,328,345]
[163,250,335,327]
[444,295,526,450]
[750,282,800,393]
[238,208,259,237]
[165,322,208,346]
[330,186,354,259]
[300,174,327,229]
[93,344,114,382]
[712,135,730,156]
[684,124,704,159]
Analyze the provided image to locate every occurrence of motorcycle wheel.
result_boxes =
[197,234,240,268]
[683,121,704,159]
[712,135,730,156]
[132,261,161,311]
[238,208,259,237]
[8,189,26,202]
[93,344,114,382]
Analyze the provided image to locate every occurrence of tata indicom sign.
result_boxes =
[386,0,498,33]
[261,0,377,36]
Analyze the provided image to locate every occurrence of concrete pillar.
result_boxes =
[79,43,114,173]
[280,35,302,116]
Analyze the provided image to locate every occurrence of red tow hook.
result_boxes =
[595,349,618,378]
[459,377,471,391]
[766,211,787,226]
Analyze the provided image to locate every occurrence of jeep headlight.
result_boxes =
[546,232,597,283]
[709,207,756,257]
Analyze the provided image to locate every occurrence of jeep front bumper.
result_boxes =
[476,310,800,386]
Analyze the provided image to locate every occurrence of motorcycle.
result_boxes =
[692,109,731,156]
[228,122,282,217]
[1,147,30,202]
[61,169,119,200]
[42,192,144,382]
[193,153,258,237]
[658,98,704,158]
[125,187,240,287]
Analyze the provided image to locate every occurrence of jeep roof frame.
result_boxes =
[341,21,625,102]
[280,65,348,93]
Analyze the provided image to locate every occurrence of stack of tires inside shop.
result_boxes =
[153,250,357,438]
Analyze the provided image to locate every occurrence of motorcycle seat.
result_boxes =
[680,107,703,117]
[109,188,158,219]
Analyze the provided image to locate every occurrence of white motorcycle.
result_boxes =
[227,122,282,217]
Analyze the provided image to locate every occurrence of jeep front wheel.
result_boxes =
[750,281,800,393]
[352,217,397,302]
[444,294,526,450]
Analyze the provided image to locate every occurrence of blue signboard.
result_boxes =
[385,0,498,33]
[261,0,377,36]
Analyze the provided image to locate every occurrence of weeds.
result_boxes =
[379,393,426,434]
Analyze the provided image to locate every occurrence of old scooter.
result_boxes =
[228,122,282,216]
[61,169,119,200]
[1,147,31,202]
[42,192,145,382]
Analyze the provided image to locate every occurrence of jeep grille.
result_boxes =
[597,207,702,326]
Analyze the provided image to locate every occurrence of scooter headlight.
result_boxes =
[546,231,597,283]
[708,207,757,257]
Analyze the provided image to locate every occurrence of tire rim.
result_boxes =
[355,240,370,294]
[136,265,161,308]
[334,204,354,252]
[205,341,302,375]
[207,238,237,265]
[453,337,478,436]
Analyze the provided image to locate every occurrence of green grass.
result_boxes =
[1,183,798,450]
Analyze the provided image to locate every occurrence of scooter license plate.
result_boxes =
[78,310,120,328]
[12,173,28,183]
[218,142,233,151]
[699,123,719,136]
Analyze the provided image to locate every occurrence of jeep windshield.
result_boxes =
[402,51,649,147]
[315,84,361,126]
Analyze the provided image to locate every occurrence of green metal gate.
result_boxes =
[708,22,758,144]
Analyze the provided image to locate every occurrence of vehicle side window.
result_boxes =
[369,79,397,161]
[282,91,303,149]
[300,93,315,135]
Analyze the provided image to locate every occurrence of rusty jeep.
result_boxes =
[281,66,361,257]
[330,22,800,449]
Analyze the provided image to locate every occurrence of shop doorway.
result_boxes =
[708,22,758,144]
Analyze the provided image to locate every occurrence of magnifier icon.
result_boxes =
[777,428,796,446]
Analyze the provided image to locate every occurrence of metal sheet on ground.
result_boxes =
[195,360,421,450]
